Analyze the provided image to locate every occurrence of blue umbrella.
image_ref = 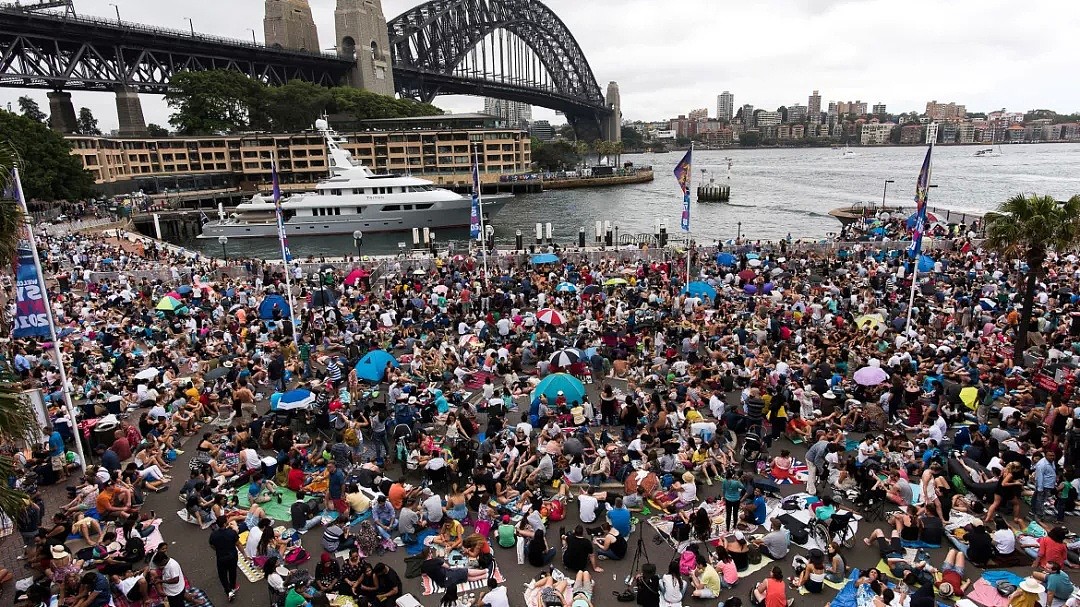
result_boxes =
[176,285,193,295]
[682,281,717,300]
[555,282,577,293]
[276,389,315,411]
[258,294,290,320]
[531,373,586,404]
[354,349,399,383]
[716,252,736,266]
[917,255,935,273]
[531,253,559,264]
[745,252,760,260]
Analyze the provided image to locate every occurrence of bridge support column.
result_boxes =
[47,91,78,134]
[114,86,147,136]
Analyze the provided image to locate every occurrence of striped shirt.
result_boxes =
[325,360,342,382]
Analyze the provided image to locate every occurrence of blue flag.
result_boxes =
[908,144,933,258]
[674,149,692,232]
[9,171,49,337]
[470,160,481,241]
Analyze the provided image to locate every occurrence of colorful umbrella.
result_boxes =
[531,253,559,264]
[716,252,736,266]
[536,308,567,326]
[345,268,368,286]
[855,314,885,329]
[737,269,756,282]
[583,285,602,295]
[155,296,182,311]
[432,284,449,295]
[549,349,583,368]
[682,281,717,300]
[603,278,628,286]
[459,334,480,347]
[277,389,315,411]
[555,282,577,293]
[134,367,158,381]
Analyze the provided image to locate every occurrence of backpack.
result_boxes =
[789,525,809,545]
[284,546,310,565]
[679,550,697,575]
[747,543,762,565]
[404,553,425,578]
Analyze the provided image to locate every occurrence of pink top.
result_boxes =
[719,559,739,585]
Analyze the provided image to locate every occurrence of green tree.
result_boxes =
[531,139,578,171]
[165,70,264,134]
[18,96,46,123]
[328,88,441,122]
[146,123,170,137]
[573,140,589,168]
[610,140,624,166]
[621,126,644,149]
[258,81,333,132]
[76,107,101,135]
[984,193,1080,360]
[739,131,762,147]
[0,111,94,200]
[0,144,48,522]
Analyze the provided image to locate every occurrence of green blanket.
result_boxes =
[236,483,303,522]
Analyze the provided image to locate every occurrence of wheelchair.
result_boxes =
[810,510,856,550]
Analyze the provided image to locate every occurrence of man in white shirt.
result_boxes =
[576,488,605,524]
[240,447,261,473]
[152,551,187,607]
[479,579,510,607]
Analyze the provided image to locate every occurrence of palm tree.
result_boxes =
[0,143,38,522]
[573,141,589,169]
[611,141,624,168]
[984,193,1080,361]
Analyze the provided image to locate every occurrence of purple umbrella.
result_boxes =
[853,365,889,386]
[762,282,774,294]
[744,284,758,294]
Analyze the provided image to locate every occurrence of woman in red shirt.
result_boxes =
[753,566,788,607]
[1036,526,1070,570]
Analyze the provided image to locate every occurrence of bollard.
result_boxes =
[595,221,603,244]
[545,223,553,244]
[412,228,420,247]
[579,228,586,248]
[535,223,543,245]
[604,221,612,247]
[660,224,668,247]
[516,230,523,251]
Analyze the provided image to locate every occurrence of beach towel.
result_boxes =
[421,563,505,595]
[826,569,863,607]
[236,549,266,582]
[184,586,215,607]
[406,528,438,556]
[901,540,942,549]
[966,579,1013,607]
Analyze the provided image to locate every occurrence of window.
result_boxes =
[414,203,433,210]
[382,205,400,211]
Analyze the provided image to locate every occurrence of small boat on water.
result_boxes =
[841,143,856,158]
[974,145,1003,157]
[199,119,510,239]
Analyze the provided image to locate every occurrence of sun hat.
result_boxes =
[734,531,745,541]
[275,565,290,577]
[1019,578,1045,594]
[51,545,70,559]
[682,471,695,483]
[938,582,954,597]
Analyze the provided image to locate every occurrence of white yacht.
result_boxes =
[199,120,510,239]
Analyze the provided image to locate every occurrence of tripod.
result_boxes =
[622,517,651,587]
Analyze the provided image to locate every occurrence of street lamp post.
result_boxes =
[109,3,120,23]
[352,230,363,258]
[737,221,742,242]
[248,28,257,45]
[184,17,195,36]
[881,179,895,208]
[218,236,228,263]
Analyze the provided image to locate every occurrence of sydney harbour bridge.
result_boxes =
[0,0,620,139]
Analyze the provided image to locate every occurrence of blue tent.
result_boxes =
[682,281,717,300]
[716,252,736,266]
[258,294,290,320]
[531,372,586,404]
[917,254,935,273]
[354,349,399,383]
[531,253,559,264]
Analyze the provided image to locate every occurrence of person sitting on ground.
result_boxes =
[1033,561,1074,607]
[690,554,722,599]
[594,523,627,561]
[790,549,827,594]
[432,518,465,552]
[754,519,790,561]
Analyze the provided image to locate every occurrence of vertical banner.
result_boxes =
[674,148,692,232]
[272,164,292,262]
[908,144,934,258]
[470,150,482,241]
[8,172,49,338]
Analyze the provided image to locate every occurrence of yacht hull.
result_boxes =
[198,195,509,239]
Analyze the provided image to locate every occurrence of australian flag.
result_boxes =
[674,148,692,232]
[272,164,292,262]
[908,144,933,258]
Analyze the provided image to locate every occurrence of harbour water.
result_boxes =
[177,143,1080,258]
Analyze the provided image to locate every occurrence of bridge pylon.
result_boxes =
[335,0,395,96]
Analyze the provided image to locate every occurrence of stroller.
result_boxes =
[740,425,768,467]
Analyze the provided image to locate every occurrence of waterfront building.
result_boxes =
[938,121,959,143]
[899,123,925,144]
[755,110,781,127]
[717,91,735,122]
[957,122,975,144]
[777,124,791,140]
[529,120,555,142]
[739,104,755,127]
[858,122,895,145]
[688,108,709,123]
[808,90,821,123]
[925,100,966,121]
[872,103,887,115]
[483,98,532,128]
[786,104,807,124]
[67,114,531,191]
[791,124,805,139]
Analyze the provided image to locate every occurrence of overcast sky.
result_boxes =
[3,0,1079,132]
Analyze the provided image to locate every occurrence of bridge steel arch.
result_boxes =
[387,0,610,136]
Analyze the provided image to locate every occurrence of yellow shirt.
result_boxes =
[345,491,371,514]
[685,409,703,423]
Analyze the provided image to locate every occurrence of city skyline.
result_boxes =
[2,0,1078,131]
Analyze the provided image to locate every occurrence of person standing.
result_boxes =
[209,517,240,601]
[1032,451,1056,519]
[805,431,829,496]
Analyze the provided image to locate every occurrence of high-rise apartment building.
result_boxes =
[808,90,821,123]
[786,104,807,124]
[688,108,709,122]
[739,104,755,127]
[925,100,966,121]
[717,91,735,122]
[755,110,781,127]
[483,98,532,128]
[872,103,887,115]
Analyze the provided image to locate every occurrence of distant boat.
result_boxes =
[841,144,856,158]
[974,145,1002,157]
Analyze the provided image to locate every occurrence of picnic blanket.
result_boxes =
[826,569,863,607]
[764,492,860,552]
[405,528,439,556]
[236,483,303,522]
[237,549,266,582]
[769,459,809,484]
[421,563,505,595]
[966,579,1013,607]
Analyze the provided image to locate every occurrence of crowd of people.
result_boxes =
[3,214,1080,607]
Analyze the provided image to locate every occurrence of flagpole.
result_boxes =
[473,142,489,285]
[904,135,936,333]
[12,168,86,473]
[272,161,301,342]
[686,141,693,283]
